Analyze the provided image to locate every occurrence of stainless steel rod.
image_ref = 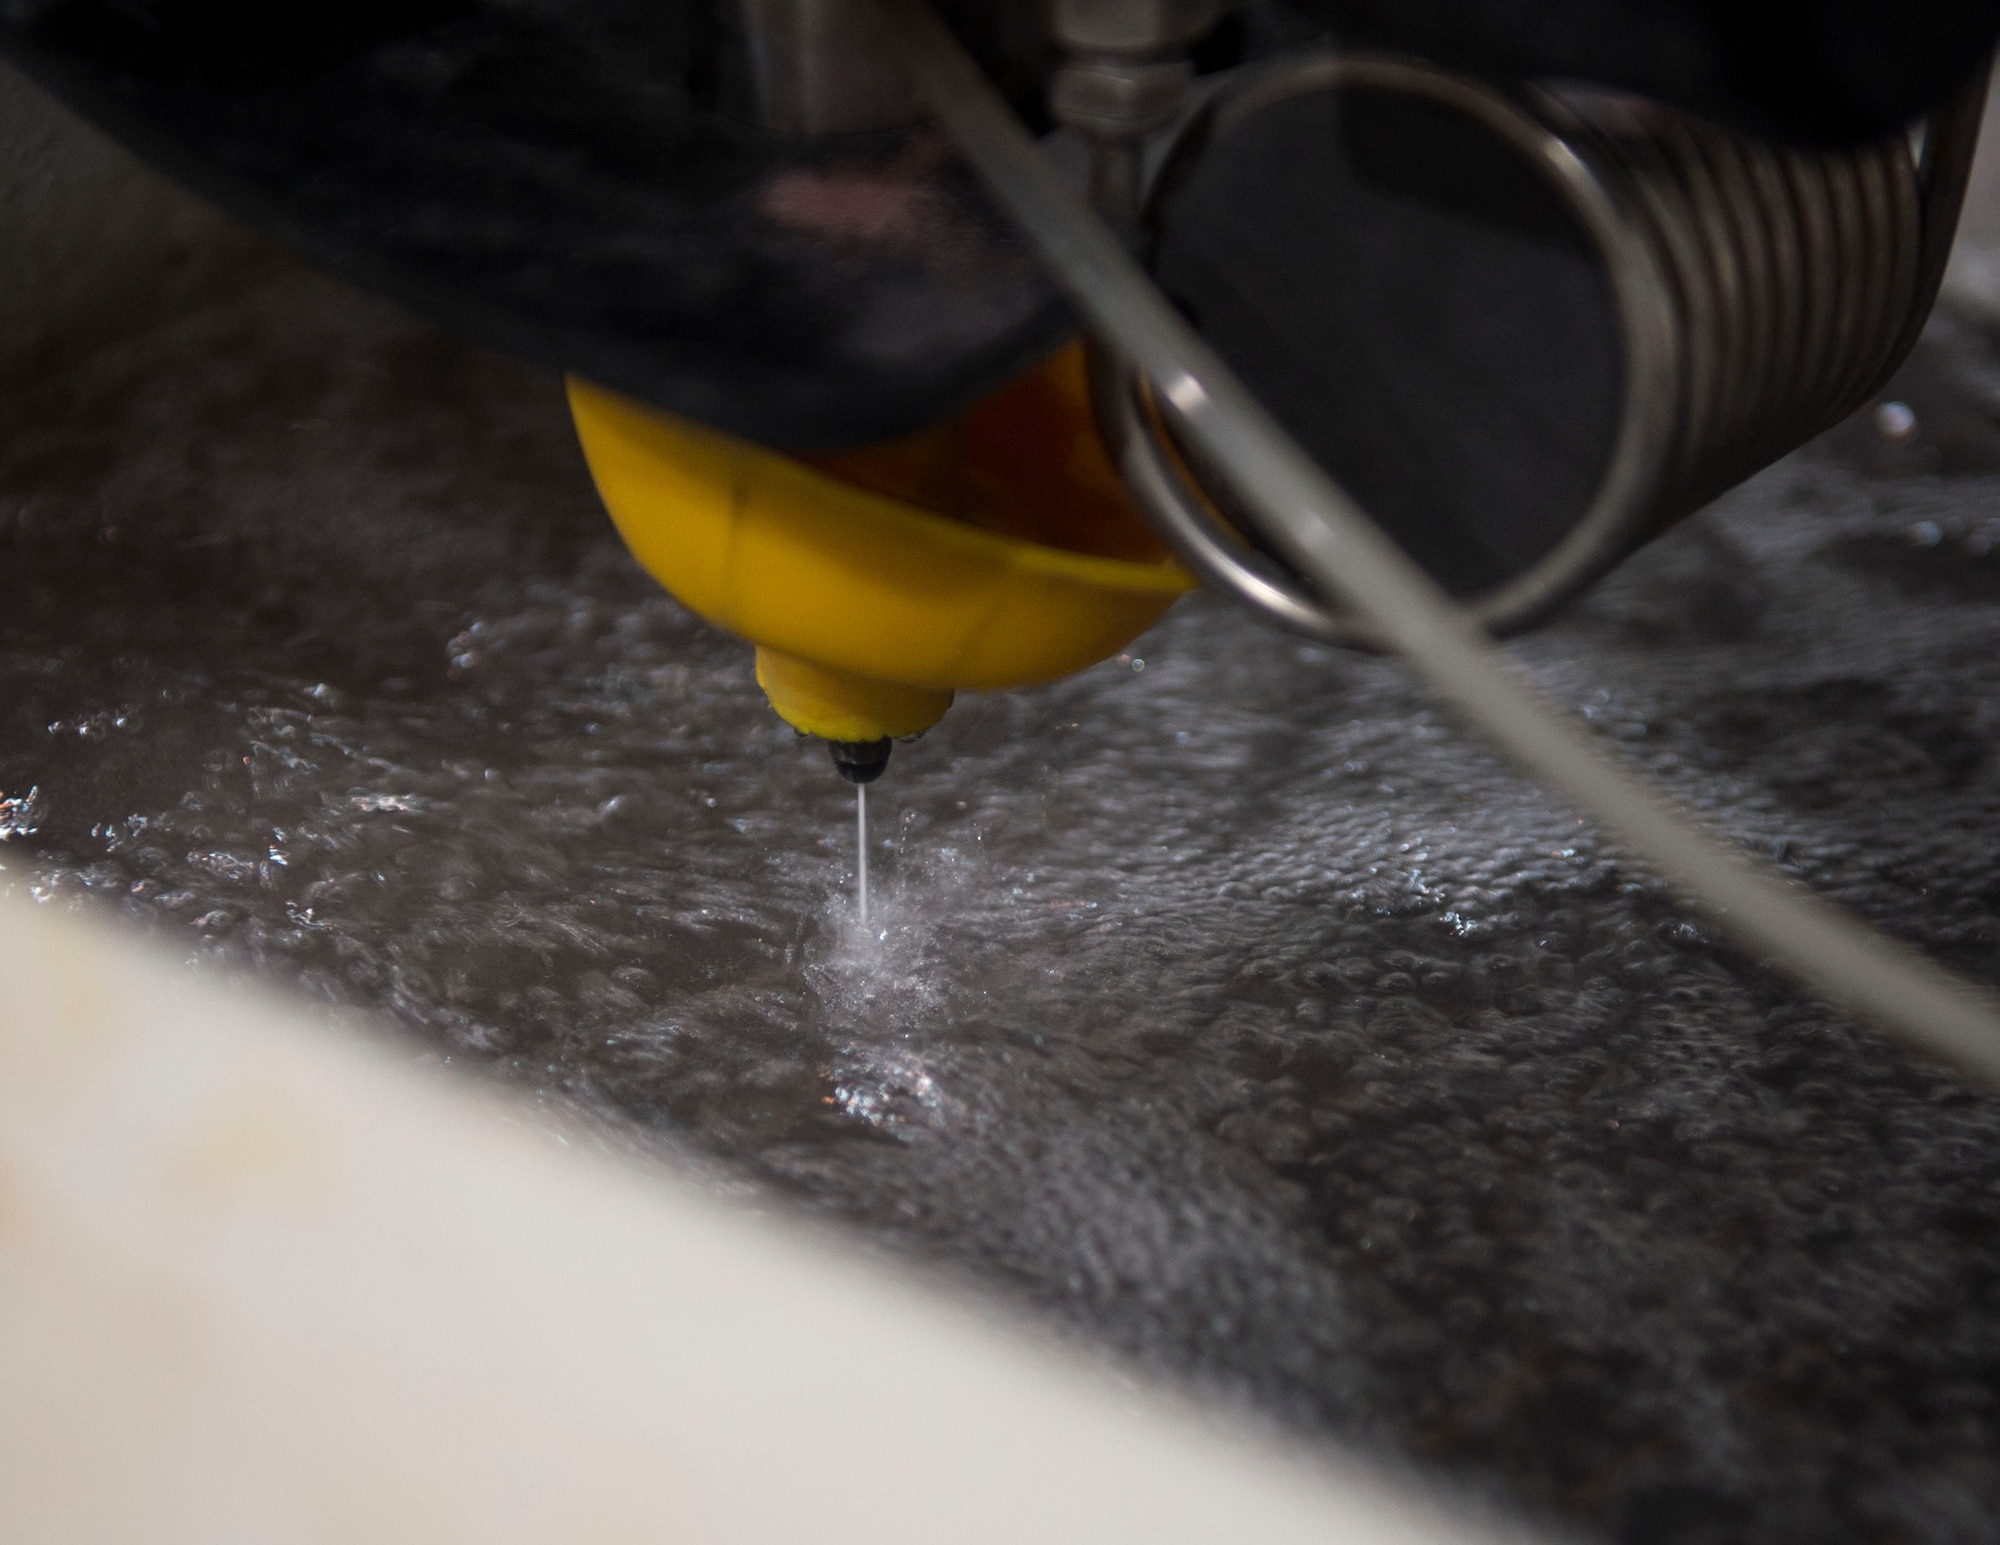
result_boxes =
[876,0,2000,1089]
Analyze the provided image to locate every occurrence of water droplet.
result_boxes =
[1874,400,1918,442]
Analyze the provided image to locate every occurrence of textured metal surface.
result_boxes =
[2,897,1515,1545]
[5,274,2000,1541]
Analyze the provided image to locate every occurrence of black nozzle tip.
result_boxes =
[828,737,892,784]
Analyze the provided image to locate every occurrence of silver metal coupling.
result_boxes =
[1048,0,1225,218]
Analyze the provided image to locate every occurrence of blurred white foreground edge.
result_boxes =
[0,893,1531,1544]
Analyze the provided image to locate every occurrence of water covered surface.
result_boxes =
[7,274,2000,1543]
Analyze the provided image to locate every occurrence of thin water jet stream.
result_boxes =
[856,782,869,929]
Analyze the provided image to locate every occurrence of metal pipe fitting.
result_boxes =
[739,0,921,134]
[1046,0,1228,220]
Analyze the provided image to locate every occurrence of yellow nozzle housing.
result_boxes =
[567,344,1193,746]
[753,649,953,743]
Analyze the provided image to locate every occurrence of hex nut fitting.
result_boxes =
[1051,57,1195,138]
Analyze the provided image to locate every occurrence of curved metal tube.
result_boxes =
[1098,49,1979,645]
[1087,342,1348,640]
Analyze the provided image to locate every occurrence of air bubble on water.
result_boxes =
[1874,399,1919,442]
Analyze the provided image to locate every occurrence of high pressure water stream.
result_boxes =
[5,275,2000,1544]
[856,783,870,930]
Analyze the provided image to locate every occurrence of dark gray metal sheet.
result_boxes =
[3,273,1999,1542]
